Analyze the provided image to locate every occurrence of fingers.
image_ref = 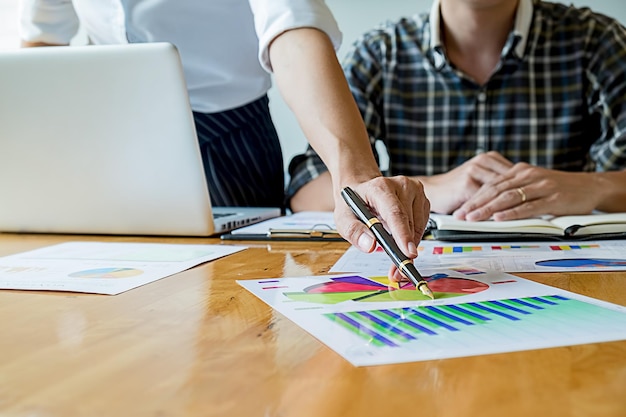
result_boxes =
[423,152,514,214]
[334,203,376,252]
[334,176,430,258]
[369,177,429,258]
[388,264,407,283]
[454,163,549,221]
[454,178,530,221]
[457,187,534,221]
[446,162,599,222]
[472,151,514,176]
[450,151,514,186]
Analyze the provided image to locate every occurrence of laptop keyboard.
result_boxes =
[213,212,236,219]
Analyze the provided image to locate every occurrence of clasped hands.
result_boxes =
[423,151,598,221]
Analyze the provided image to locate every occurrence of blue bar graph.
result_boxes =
[325,296,626,349]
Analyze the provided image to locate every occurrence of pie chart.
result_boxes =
[284,274,489,304]
[68,267,143,278]
[536,258,626,268]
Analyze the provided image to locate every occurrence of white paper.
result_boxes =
[0,241,245,295]
[238,269,626,366]
[229,211,336,235]
[330,240,626,275]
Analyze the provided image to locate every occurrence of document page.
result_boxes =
[238,269,626,366]
[0,241,245,295]
[228,211,337,236]
[330,240,626,275]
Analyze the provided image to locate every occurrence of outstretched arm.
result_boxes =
[269,27,430,258]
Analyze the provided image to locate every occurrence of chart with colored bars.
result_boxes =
[238,270,626,366]
[325,295,624,351]
[432,245,483,254]
[431,243,600,254]
[330,240,626,274]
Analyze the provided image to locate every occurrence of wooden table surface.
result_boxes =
[0,233,625,417]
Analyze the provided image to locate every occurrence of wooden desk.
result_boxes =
[1,233,625,417]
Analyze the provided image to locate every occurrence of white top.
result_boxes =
[19,0,342,113]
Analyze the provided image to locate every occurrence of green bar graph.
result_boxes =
[325,296,626,350]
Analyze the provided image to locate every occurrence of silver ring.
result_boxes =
[516,187,527,203]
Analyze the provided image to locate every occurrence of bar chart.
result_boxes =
[325,295,626,350]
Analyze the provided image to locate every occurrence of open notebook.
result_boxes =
[0,43,280,236]
[427,212,626,241]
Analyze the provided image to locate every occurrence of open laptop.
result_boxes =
[0,42,280,236]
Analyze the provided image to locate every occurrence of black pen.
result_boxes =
[341,186,434,300]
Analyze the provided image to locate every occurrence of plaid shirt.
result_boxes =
[286,0,626,203]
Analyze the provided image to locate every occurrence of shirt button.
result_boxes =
[475,148,485,155]
[477,92,487,102]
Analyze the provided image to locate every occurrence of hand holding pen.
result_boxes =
[341,186,434,299]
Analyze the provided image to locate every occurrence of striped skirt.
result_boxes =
[193,95,285,209]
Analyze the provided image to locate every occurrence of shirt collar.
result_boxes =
[429,0,534,62]
[512,0,533,58]
[429,0,445,69]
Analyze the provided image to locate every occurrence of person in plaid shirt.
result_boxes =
[287,0,626,222]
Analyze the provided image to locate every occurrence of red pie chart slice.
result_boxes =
[285,274,489,304]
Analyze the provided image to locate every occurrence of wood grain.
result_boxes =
[0,234,624,417]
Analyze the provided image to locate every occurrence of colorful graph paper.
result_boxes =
[549,244,600,251]
[325,295,622,348]
[491,245,541,250]
[330,240,626,274]
[432,246,483,255]
[239,270,626,366]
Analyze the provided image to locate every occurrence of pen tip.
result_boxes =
[417,282,435,300]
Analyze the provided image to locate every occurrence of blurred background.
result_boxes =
[2,0,625,177]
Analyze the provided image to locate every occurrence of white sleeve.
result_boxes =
[248,0,343,72]
[19,0,80,44]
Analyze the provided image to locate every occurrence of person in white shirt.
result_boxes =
[19,0,430,272]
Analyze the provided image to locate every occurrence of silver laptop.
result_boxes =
[0,42,280,236]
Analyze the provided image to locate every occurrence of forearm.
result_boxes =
[268,26,430,259]
[21,41,66,47]
[268,28,381,193]
[414,173,476,215]
[290,172,335,212]
[414,175,448,213]
[591,171,626,212]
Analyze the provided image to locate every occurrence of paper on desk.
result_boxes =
[238,269,626,366]
[330,240,626,275]
[0,241,245,295]
[228,210,336,235]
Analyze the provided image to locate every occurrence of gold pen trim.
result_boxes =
[399,260,435,299]
[365,218,381,228]
[399,259,413,270]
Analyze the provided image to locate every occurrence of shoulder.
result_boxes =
[529,0,626,67]
[534,1,625,40]
[347,13,431,57]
